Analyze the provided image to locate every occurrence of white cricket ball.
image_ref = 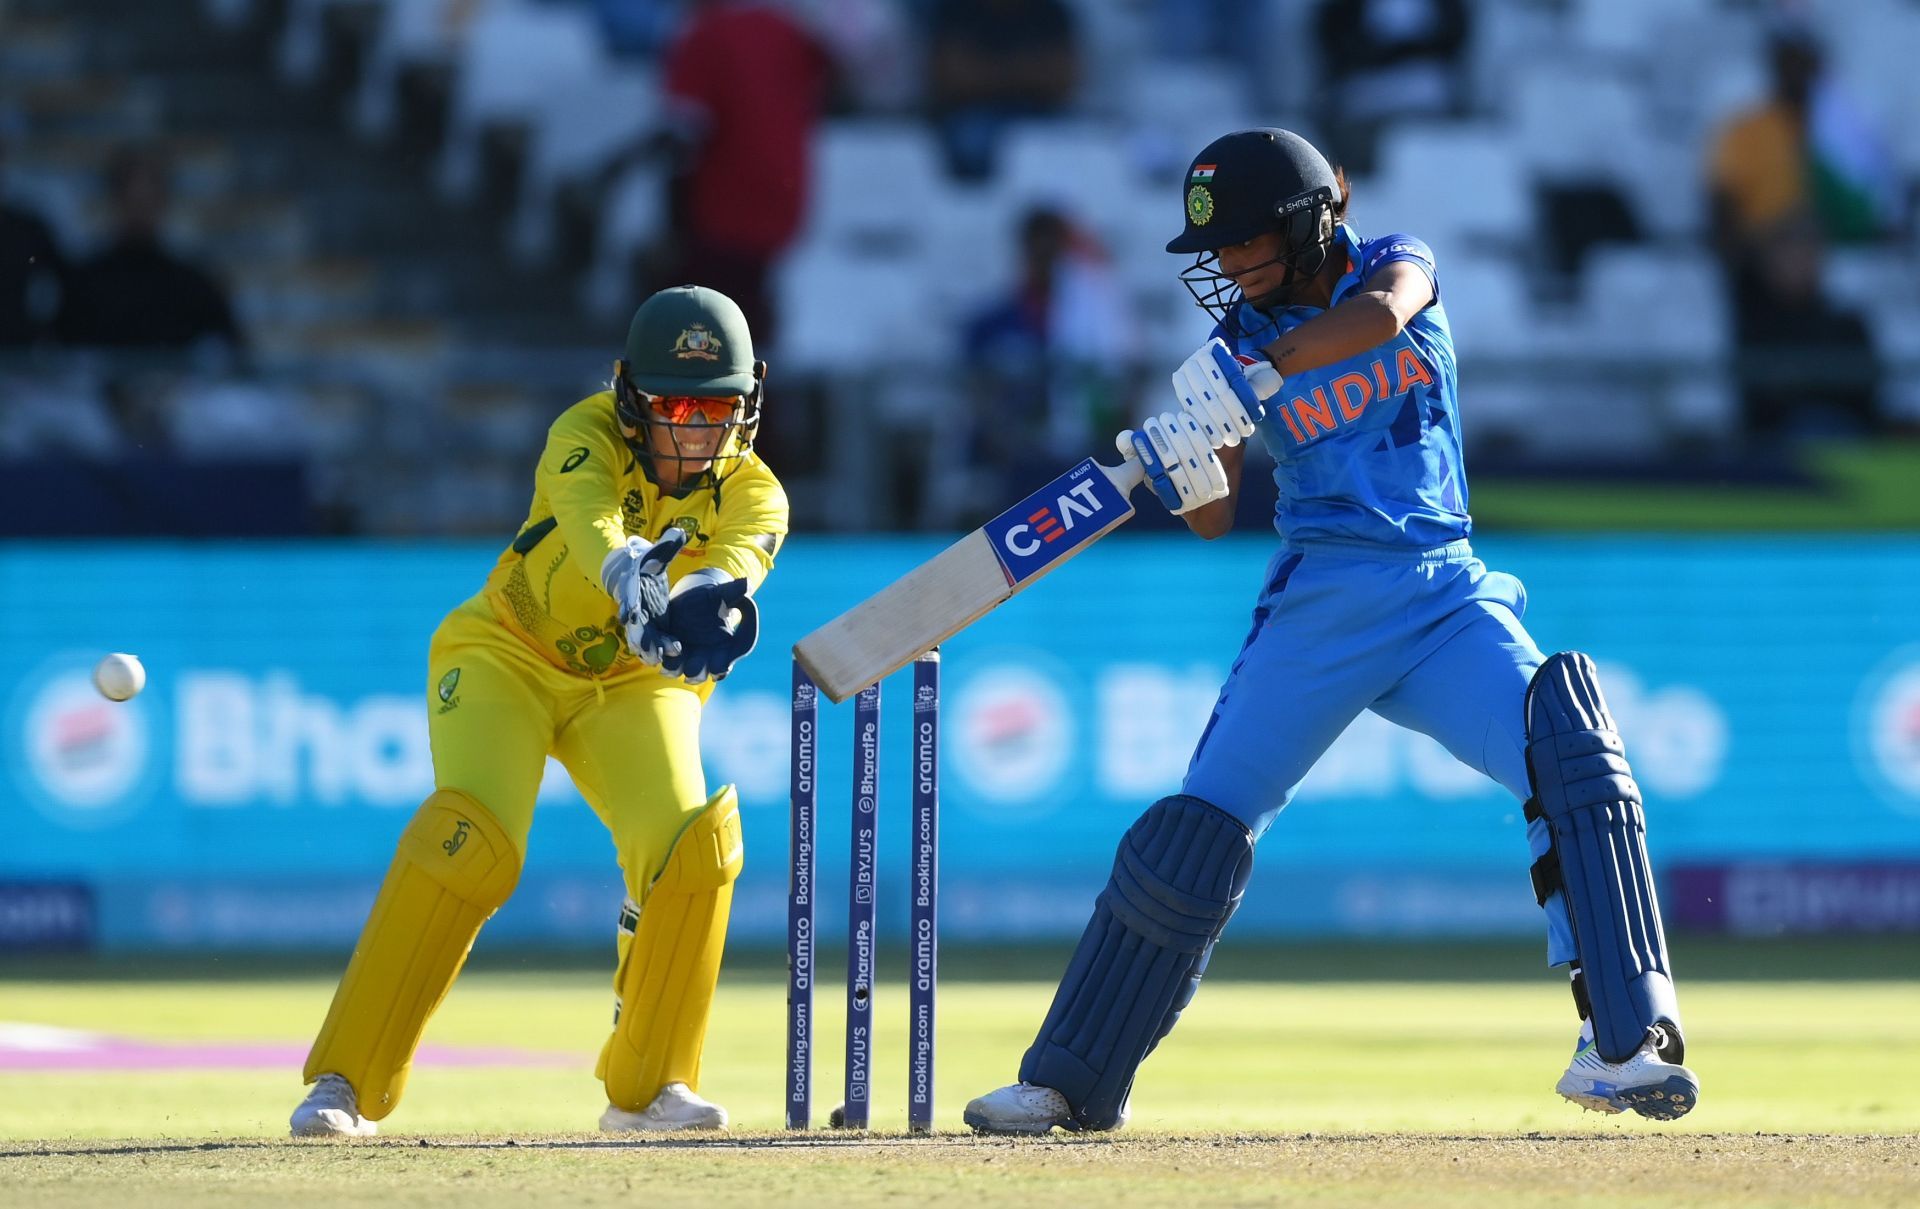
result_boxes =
[93,653,146,702]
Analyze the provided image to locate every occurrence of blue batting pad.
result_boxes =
[1525,652,1683,1064]
[1019,795,1254,1129]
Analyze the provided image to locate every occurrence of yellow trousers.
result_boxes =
[303,597,720,1119]
[426,597,713,882]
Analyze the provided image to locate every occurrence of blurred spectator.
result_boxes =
[926,0,1079,180]
[56,145,245,356]
[655,0,833,346]
[589,0,682,58]
[960,207,1135,502]
[1707,23,1900,266]
[0,135,69,348]
[1732,215,1880,443]
[1314,0,1470,174]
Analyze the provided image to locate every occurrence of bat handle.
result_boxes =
[1108,439,1149,493]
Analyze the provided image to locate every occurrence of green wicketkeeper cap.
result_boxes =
[622,284,758,397]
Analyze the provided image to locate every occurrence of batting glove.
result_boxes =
[1120,411,1229,515]
[1173,338,1283,448]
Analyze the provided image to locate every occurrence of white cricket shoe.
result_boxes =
[289,1073,377,1138]
[964,1082,1131,1135]
[1556,1024,1699,1121]
[599,1082,728,1132]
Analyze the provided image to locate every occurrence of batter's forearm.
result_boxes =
[1182,442,1244,540]
[1258,291,1402,377]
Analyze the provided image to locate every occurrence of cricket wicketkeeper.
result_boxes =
[290,285,787,1136]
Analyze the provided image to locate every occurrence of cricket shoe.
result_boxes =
[289,1073,377,1138]
[963,1082,1129,1135]
[599,1083,728,1132]
[1555,1024,1699,1121]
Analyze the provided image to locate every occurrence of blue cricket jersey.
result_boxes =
[1213,224,1469,549]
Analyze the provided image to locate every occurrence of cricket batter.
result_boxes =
[290,286,786,1136]
[966,129,1700,1133]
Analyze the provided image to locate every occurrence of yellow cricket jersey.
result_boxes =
[479,391,788,680]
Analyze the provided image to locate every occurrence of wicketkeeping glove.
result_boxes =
[659,570,760,685]
[600,528,688,665]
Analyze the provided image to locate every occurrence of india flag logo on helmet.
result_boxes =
[1189,163,1217,183]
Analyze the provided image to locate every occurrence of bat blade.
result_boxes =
[794,455,1144,702]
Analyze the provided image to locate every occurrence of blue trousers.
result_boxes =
[1183,538,1577,964]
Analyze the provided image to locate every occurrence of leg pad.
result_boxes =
[602,786,744,1110]
[1525,653,1683,1063]
[1019,795,1253,1130]
[304,790,522,1119]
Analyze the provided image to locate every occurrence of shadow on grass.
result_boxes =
[2,936,1913,985]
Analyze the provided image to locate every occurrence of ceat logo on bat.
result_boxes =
[984,458,1129,586]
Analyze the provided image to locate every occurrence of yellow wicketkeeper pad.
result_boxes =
[601,785,744,1110]
[303,790,523,1119]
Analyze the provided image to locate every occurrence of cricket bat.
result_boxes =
[793,451,1150,701]
[793,358,1280,702]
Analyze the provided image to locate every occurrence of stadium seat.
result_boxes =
[202,0,259,28]
[1439,256,1535,360]
[1582,245,1727,358]
[1120,63,1254,148]
[919,183,1019,318]
[437,1,605,199]
[1570,0,1713,58]
[1373,123,1532,250]
[995,123,1141,238]
[274,0,341,83]
[1576,245,1733,447]
[1512,63,1643,184]
[1825,248,1920,314]
[773,241,936,373]
[582,160,668,320]
[801,122,946,252]
[1872,304,1920,424]
[511,66,657,263]
[354,0,491,139]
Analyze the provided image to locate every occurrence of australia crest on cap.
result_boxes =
[674,323,722,361]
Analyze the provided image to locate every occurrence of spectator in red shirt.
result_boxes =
[658,0,833,346]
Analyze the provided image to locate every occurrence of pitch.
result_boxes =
[3,942,1916,1206]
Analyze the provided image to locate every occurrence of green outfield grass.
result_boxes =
[2,944,1917,1205]
[1470,441,1920,531]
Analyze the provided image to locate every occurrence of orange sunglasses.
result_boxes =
[641,393,738,425]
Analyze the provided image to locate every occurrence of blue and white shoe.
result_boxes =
[1555,1024,1699,1120]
